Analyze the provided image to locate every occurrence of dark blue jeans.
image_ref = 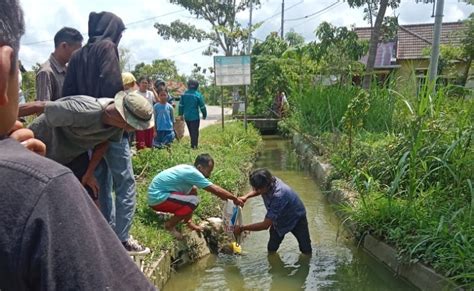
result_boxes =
[268,215,312,254]
[185,119,200,149]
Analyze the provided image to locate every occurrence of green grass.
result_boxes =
[286,81,474,287]
[129,121,262,253]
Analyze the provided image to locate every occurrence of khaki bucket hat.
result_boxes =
[114,91,154,130]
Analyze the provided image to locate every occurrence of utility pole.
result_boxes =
[428,0,445,83]
[281,0,285,38]
[244,0,253,131]
[248,0,253,54]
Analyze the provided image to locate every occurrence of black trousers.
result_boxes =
[268,215,312,254]
[65,152,96,200]
[185,119,200,149]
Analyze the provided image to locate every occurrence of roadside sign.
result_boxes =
[214,56,251,86]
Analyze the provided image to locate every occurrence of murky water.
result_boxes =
[165,136,416,290]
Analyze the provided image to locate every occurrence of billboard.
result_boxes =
[214,56,251,86]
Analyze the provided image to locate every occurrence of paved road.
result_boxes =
[182,105,231,137]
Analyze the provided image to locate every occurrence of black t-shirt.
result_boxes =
[0,138,156,290]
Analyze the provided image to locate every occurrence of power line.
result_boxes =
[285,1,340,22]
[258,0,304,24]
[22,9,185,46]
[163,44,208,59]
[287,1,342,30]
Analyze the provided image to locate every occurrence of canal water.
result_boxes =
[165,136,415,290]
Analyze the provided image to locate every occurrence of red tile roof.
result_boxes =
[397,22,464,59]
[354,22,466,61]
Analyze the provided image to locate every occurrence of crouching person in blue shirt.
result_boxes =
[234,168,312,254]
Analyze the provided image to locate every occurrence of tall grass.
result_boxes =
[290,84,396,135]
[287,78,474,287]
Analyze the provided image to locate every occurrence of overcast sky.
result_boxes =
[19,0,473,76]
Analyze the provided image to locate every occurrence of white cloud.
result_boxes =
[19,0,473,76]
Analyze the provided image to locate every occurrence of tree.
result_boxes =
[21,63,41,102]
[346,0,400,89]
[154,0,261,56]
[132,59,183,82]
[459,13,474,86]
[308,22,368,83]
[119,46,132,72]
[249,32,290,114]
[424,13,473,86]
[285,29,305,47]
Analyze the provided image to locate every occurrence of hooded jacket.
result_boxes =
[62,12,125,98]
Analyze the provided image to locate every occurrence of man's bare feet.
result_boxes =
[187,221,204,232]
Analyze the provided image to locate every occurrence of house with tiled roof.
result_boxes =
[354,21,468,84]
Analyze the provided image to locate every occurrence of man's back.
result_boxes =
[179,89,207,121]
[0,138,155,290]
[28,96,123,164]
[62,12,124,98]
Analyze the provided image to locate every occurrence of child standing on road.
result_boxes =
[153,86,175,148]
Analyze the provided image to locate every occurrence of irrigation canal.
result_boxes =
[164,136,415,290]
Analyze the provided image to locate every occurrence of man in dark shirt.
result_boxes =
[234,168,312,254]
[0,1,156,289]
[36,27,83,101]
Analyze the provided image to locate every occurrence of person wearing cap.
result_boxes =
[122,72,138,147]
[179,79,207,149]
[18,91,154,202]
[122,72,137,91]
[154,78,175,106]
[61,11,148,254]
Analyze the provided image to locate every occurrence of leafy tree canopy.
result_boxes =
[285,29,305,47]
[132,59,184,82]
[155,0,261,56]
[310,22,368,66]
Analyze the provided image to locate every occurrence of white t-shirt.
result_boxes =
[137,90,155,105]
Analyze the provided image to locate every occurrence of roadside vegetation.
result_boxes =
[130,122,262,254]
[281,82,473,287]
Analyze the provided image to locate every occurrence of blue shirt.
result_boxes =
[178,89,207,121]
[148,164,213,206]
[262,178,307,236]
[154,102,174,131]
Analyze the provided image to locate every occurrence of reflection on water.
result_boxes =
[164,136,416,291]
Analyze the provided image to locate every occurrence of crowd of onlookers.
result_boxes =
[18,10,209,255]
[1,1,310,289]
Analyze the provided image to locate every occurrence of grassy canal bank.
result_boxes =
[129,121,262,256]
[281,84,473,288]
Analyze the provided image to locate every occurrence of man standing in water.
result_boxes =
[234,168,312,254]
